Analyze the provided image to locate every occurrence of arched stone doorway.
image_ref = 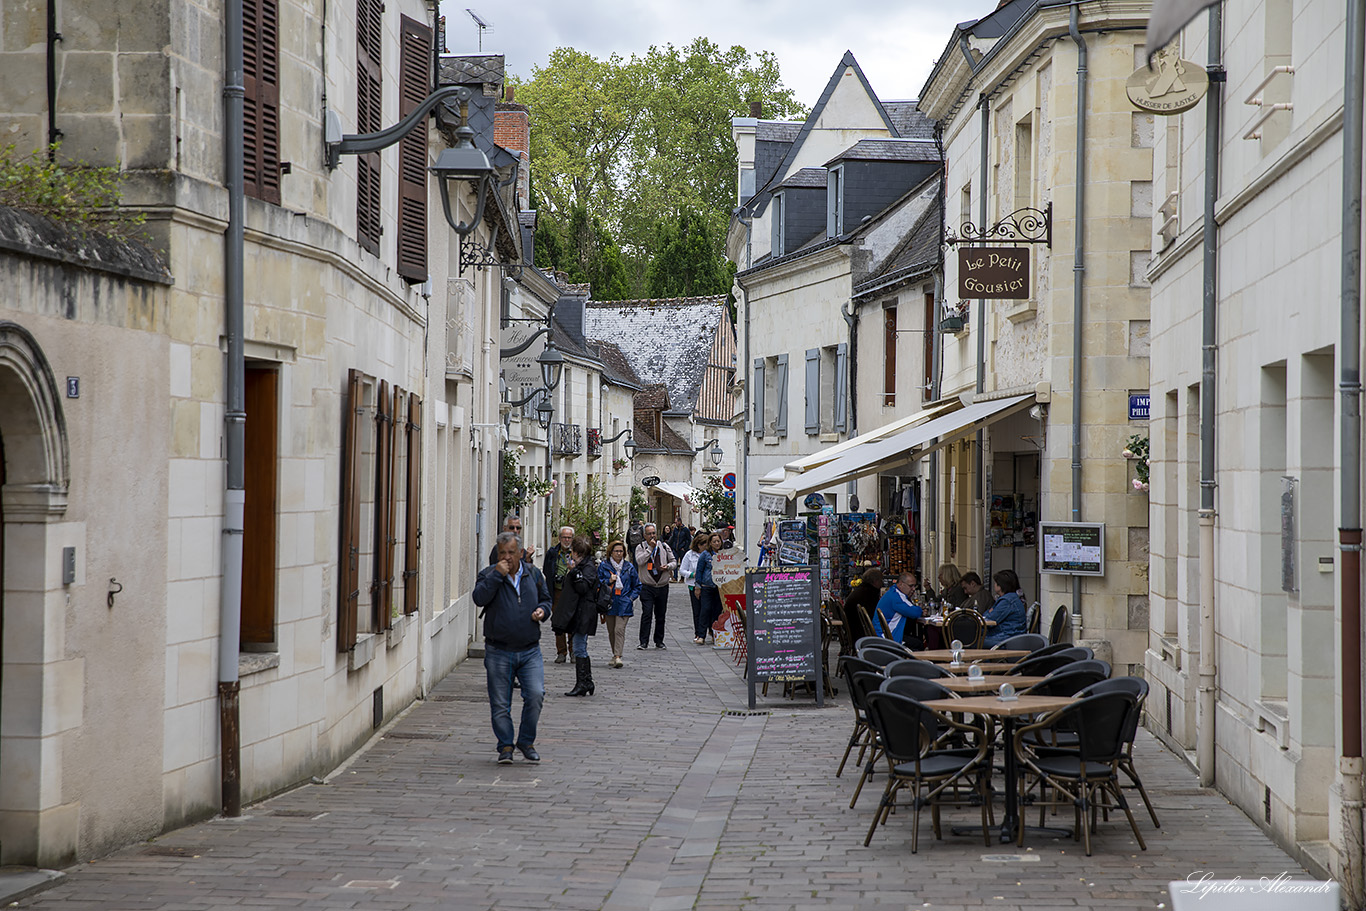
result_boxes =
[0,322,70,866]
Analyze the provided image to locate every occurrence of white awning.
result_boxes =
[757,466,787,486]
[767,394,1034,499]
[653,481,699,503]
[781,398,962,475]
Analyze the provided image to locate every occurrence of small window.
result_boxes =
[883,304,897,407]
[826,167,843,237]
[770,192,785,257]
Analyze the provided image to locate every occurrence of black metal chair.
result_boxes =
[1024,668,1108,698]
[1014,692,1148,855]
[856,637,915,658]
[885,658,952,679]
[835,656,884,778]
[1008,652,1082,677]
[848,670,892,808]
[1027,601,1042,634]
[992,633,1047,652]
[1078,677,1160,828]
[858,644,909,668]
[1062,658,1112,679]
[879,675,954,701]
[862,692,994,850]
[1048,606,1070,644]
[943,609,985,649]
[1025,641,1075,660]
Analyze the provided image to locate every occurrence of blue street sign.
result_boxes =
[1128,393,1150,421]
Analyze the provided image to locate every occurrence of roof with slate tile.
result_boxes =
[595,340,644,389]
[824,139,942,166]
[584,296,727,416]
[777,168,829,189]
[440,55,504,86]
[853,175,944,297]
[883,102,936,139]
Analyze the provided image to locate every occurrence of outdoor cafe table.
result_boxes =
[921,693,1078,843]
[916,615,995,650]
[917,648,1031,664]
[937,674,1046,695]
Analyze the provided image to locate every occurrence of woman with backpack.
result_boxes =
[552,535,601,697]
[598,539,640,668]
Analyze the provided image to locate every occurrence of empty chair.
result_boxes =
[1054,646,1094,661]
[835,656,884,778]
[862,692,994,850]
[880,675,954,701]
[1014,691,1147,855]
[885,658,952,679]
[942,609,985,649]
[1009,652,1082,677]
[1026,641,1075,660]
[1027,601,1042,634]
[1079,677,1160,827]
[992,633,1047,652]
[858,645,909,668]
[1025,667,1107,697]
[848,671,892,807]
[1061,658,1112,679]
[1048,606,1070,644]
[856,637,914,658]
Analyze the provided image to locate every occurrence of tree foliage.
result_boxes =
[0,143,145,239]
[644,207,735,299]
[512,39,803,297]
[694,476,736,531]
[533,204,631,300]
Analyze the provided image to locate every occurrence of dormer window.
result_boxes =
[827,166,844,236]
[770,191,785,257]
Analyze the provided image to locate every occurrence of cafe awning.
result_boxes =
[653,481,698,503]
[766,394,1034,500]
[781,398,962,475]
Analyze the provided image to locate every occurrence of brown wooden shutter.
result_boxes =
[371,380,391,631]
[403,392,422,614]
[356,0,383,254]
[883,306,897,407]
[397,16,432,282]
[242,0,281,204]
[242,366,279,644]
[338,369,363,651]
[383,384,401,626]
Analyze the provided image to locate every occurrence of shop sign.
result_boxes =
[958,247,1029,299]
[1126,47,1208,115]
[641,476,660,487]
[499,323,546,387]
[1128,393,1150,421]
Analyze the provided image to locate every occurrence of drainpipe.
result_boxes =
[931,125,947,586]
[218,0,246,818]
[736,209,753,555]
[1068,4,1087,640]
[46,0,61,157]
[1196,3,1224,790]
[977,95,989,583]
[1339,0,1365,900]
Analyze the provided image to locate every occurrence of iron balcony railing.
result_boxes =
[552,422,582,457]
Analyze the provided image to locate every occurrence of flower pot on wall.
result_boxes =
[940,316,965,332]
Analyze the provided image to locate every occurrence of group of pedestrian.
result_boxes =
[474,513,733,763]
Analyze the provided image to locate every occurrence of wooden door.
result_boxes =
[242,366,278,644]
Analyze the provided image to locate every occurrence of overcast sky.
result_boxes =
[437,1,986,107]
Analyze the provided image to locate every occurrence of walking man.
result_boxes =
[543,526,576,663]
[667,520,692,561]
[488,514,535,565]
[634,523,677,650]
[473,531,550,764]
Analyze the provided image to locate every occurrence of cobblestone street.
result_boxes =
[17,607,1307,911]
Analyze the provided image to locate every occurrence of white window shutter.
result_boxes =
[834,342,848,432]
[805,348,820,434]
[775,353,789,437]
[753,358,765,438]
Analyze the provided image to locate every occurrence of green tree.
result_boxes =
[644,207,735,298]
[511,40,803,296]
[693,476,735,530]
[554,476,613,550]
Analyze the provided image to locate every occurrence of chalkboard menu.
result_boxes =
[1039,521,1105,576]
[744,567,823,709]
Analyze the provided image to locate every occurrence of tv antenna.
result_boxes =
[466,8,492,52]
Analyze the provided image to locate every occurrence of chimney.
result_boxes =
[495,97,531,208]
[749,100,762,118]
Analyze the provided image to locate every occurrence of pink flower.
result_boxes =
[1133,478,1144,490]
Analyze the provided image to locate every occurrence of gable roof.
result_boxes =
[776,167,829,190]
[595,339,644,389]
[853,176,944,298]
[882,101,936,139]
[584,296,727,416]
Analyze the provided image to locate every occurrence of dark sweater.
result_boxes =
[472,563,550,650]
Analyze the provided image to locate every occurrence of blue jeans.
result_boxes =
[571,632,589,658]
[484,643,545,750]
[639,585,669,646]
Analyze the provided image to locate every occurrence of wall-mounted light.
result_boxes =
[695,438,723,467]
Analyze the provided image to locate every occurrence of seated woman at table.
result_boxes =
[937,563,967,608]
[982,568,1028,647]
[841,568,883,643]
[873,572,923,644]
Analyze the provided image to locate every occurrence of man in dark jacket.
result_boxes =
[473,531,551,764]
[542,526,575,663]
[666,520,692,560]
[488,514,535,566]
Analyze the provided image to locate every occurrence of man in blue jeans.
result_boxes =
[473,531,551,764]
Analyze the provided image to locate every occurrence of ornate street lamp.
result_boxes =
[695,438,723,467]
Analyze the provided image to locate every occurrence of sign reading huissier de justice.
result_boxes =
[958,246,1030,299]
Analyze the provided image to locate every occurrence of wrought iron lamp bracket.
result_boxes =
[943,202,1052,248]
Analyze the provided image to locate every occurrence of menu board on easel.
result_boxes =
[745,567,823,710]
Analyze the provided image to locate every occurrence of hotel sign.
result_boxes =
[958,247,1029,299]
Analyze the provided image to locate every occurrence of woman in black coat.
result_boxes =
[551,535,600,697]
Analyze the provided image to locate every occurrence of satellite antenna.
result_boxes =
[466,8,492,52]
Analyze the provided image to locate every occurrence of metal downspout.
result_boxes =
[1196,3,1223,791]
[930,124,947,581]
[737,210,753,554]
[1339,0,1365,901]
[46,0,60,157]
[219,0,246,818]
[977,96,989,583]
[1068,4,1087,639]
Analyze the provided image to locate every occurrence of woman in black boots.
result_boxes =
[552,535,601,696]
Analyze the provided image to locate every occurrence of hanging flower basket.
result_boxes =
[940,315,965,332]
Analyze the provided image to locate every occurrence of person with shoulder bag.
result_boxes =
[551,535,601,696]
[634,522,678,651]
[598,539,640,668]
[679,531,710,644]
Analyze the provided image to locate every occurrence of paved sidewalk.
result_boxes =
[17,605,1310,910]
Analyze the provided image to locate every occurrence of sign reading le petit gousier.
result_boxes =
[957,246,1029,299]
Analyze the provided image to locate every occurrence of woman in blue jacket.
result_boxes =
[695,532,723,644]
[983,568,1028,647]
[598,539,640,668]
